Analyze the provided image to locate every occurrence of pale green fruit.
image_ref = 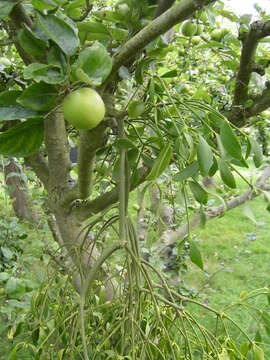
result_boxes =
[181,21,197,37]
[191,36,201,45]
[211,29,223,41]
[0,57,11,66]
[127,100,145,118]
[62,88,105,130]
[196,24,204,35]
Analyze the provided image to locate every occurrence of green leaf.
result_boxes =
[250,138,263,168]
[218,158,236,189]
[72,43,112,86]
[32,0,58,11]
[190,241,204,270]
[0,0,18,20]
[1,246,13,260]
[5,277,25,298]
[189,180,208,204]
[0,119,44,157]
[37,12,79,56]
[0,90,40,121]
[24,63,66,84]
[146,145,172,181]
[197,136,214,176]
[220,121,242,160]
[209,156,218,176]
[173,161,199,182]
[9,347,18,360]
[18,83,57,111]
[18,25,47,58]
[47,46,67,72]
[77,21,110,42]
[114,138,137,150]
[253,344,264,360]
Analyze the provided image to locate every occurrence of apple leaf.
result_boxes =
[17,83,57,111]
[0,0,18,20]
[72,42,112,86]
[37,12,79,56]
[24,63,66,84]
[18,25,47,58]
[0,90,40,121]
[0,119,44,157]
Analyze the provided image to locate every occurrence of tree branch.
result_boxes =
[25,152,50,189]
[233,20,270,107]
[75,166,150,221]
[108,0,215,81]
[77,122,107,199]
[44,110,70,198]
[226,85,270,126]
[157,165,270,253]
[71,0,92,22]
[8,2,34,64]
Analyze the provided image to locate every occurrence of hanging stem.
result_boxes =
[118,116,126,242]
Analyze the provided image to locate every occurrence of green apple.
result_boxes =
[181,21,197,37]
[0,57,11,67]
[62,88,105,130]
[210,29,223,42]
[196,24,204,35]
[127,100,145,118]
[191,36,201,45]
[117,3,130,16]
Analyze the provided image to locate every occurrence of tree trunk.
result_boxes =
[4,158,37,222]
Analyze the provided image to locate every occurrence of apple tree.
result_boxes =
[1,0,270,358]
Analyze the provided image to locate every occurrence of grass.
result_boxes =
[182,178,270,355]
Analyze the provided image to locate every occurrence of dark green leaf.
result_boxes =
[37,13,79,56]
[197,136,214,176]
[0,119,44,157]
[5,277,25,298]
[18,83,57,111]
[146,145,172,181]
[72,43,112,86]
[114,138,137,150]
[218,158,236,189]
[47,46,67,72]
[77,21,110,42]
[209,156,218,176]
[173,161,199,182]
[161,69,177,78]
[189,180,208,204]
[24,63,66,84]
[190,241,204,270]
[0,90,40,121]
[220,121,242,160]
[0,0,18,20]
[18,25,47,58]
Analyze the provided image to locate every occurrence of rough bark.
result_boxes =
[4,158,37,222]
